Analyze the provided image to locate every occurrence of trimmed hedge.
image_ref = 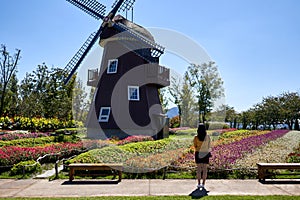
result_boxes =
[0,116,83,132]
[10,160,42,176]
[0,135,79,147]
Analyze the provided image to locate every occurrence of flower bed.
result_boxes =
[67,138,192,172]
[125,148,186,173]
[0,142,85,166]
[211,129,289,169]
[0,132,50,141]
[174,130,289,170]
[0,134,158,167]
[116,135,154,145]
[234,131,300,168]
[214,130,269,146]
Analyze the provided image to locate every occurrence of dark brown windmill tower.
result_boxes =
[64,0,169,139]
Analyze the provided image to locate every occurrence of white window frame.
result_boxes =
[107,59,118,74]
[128,86,140,101]
[98,107,111,122]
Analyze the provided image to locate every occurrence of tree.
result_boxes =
[240,92,300,130]
[4,73,19,116]
[72,78,90,122]
[0,45,21,116]
[168,72,183,121]
[158,88,169,114]
[19,63,74,120]
[215,104,237,128]
[45,67,74,120]
[279,92,300,130]
[180,72,197,127]
[187,61,224,123]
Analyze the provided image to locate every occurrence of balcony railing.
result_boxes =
[87,64,170,88]
[145,64,170,87]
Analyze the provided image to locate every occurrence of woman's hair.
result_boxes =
[197,123,207,141]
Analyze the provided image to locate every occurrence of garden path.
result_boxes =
[35,165,64,179]
[0,179,299,197]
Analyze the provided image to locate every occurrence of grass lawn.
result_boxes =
[0,196,299,200]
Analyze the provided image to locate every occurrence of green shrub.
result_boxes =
[175,128,197,136]
[55,127,86,135]
[0,116,13,130]
[53,134,80,143]
[10,160,42,175]
[0,137,54,147]
[0,116,82,132]
[169,116,180,128]
[206,122,229,130]
[231,168,257,179]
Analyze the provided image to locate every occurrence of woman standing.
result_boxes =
[193,124,211,189]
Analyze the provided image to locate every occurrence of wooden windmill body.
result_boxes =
[64,0,169,139]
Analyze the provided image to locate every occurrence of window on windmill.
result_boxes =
[128,86,140,101]
[98,107,111,122]
[107,59,118,74]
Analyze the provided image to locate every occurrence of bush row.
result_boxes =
[0,135,79,148]
[0,132,50,141]
[0,116,83,132]
[10,160,42,176]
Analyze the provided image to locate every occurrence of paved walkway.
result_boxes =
[0,179,299,197]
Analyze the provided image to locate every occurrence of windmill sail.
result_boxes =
[66,0,106,20]
[63,30,101,84]
[112,0,135,12]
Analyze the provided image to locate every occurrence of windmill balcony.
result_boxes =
[145,64,170,88]
[87,69,99,87]
[87,65,170,88]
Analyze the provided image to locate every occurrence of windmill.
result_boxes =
[64,0,170,139]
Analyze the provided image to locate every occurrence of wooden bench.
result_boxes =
[257,163,300,181]
[68,163,123,182]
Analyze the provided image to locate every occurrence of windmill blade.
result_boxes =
[63,28,102,84]
[108,0,125,19]
[66,0,106,20]
[114,22,165,58]
[112,0,135,12]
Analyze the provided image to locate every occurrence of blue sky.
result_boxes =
[1,0,300,112]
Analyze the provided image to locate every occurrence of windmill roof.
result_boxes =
[113,15,155,42]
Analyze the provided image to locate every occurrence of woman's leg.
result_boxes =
[196,163,203,185]
[201,163,208,185]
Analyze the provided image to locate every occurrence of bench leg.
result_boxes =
[118,170,122,182]
[69,168,75,181]
[258,167,266,182]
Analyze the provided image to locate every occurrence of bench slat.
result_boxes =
[68,163,123,182]
[256,163,300,182]
[257,163,300,167]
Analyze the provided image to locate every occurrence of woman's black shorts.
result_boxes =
[195,151,210,164]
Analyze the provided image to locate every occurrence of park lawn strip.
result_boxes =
[0,196,299,200]
[233,131,300,169]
